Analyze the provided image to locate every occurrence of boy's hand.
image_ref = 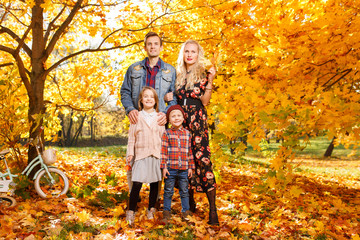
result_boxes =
[188,169,193,178]
[163,168,170,179]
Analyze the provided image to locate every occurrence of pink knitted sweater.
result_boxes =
[127,113,165,161]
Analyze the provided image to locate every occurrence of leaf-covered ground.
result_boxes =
[1,149,360,239]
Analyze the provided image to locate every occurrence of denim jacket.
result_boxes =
[120,58,177,114]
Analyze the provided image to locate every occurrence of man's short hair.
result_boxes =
[144,32,162,46]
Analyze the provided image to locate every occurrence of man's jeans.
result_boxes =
[163,168,190,213]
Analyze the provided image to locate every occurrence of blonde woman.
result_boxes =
[165,40,219,225]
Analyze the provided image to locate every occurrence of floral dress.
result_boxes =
[176,74,216,193]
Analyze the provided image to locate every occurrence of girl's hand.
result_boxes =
[164,92,174,102]
[188,169,193,178]
[207,66,217,84]
[126,155,133,165]
[163,168,170,179]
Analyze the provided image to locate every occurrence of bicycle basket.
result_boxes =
[42,149,57,165]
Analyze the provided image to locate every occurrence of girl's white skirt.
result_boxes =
[131,156,162,183]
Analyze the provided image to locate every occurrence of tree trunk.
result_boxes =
[27,1,46,178]
[64,111,74,146]
[90,115,96,142]
[71,114,87,146]
[324,137,336,157]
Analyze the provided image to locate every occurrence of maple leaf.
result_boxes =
[289,186,302,198]
[76,210,91,223]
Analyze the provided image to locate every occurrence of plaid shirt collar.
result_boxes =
[145,57,161,70]
[170,126,185,132]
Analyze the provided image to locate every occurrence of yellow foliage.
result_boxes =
[76,210,91,223]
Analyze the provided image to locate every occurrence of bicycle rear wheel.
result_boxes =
[0,196,16,207]
[34,168,69,198]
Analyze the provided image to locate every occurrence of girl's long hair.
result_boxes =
[175,40,208,90]
[138,86,159,112]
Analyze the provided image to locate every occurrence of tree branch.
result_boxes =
[45,40,142,75]
[0,62,13,68]
[323,69,352,90]
[14,22,33,56]
[14,54,32,98]
[0,26,32,56]
[44,5,67,45]
[50,74,109,111]
[0,44,14,54]
[44,0,84,61]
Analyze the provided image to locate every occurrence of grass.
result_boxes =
[57,136,360,178]
[229,136,360,178]
[57,145,127,158]
[245,136,360,158]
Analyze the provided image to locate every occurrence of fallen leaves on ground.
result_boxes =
[1,148,359,239]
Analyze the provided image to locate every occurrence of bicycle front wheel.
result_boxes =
[34,168,69,198]
[0,196,16,207]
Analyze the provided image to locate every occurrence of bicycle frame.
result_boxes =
[21,153,55,181]
[1,131,68,200]
[0,146,57,193]
[0,152,18,192]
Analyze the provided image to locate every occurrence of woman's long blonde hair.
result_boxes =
[175,40,208,90]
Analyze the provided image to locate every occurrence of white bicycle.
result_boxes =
[0,135,69,207]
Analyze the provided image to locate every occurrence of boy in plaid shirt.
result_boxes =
[160,105,195,224]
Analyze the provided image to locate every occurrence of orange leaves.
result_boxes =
[1,149,360,238]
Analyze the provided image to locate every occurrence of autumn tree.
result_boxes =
[206,0,360,190]
[2,0,359,190]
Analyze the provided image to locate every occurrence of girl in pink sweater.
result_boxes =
[126,86,165,226]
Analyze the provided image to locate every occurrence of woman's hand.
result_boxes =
[207,66,217,84]
[164,92,174,102]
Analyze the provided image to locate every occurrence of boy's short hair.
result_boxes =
[144,32,163,46]
[166,105,185,122]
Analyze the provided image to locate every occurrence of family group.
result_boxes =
[120,32,219,226]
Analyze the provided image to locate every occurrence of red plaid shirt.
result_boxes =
[145,58,161,88]
[160,127,195,170]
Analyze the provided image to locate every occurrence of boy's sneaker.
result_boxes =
[126,210,135,226]
[147,207,156,219]
[162,210,171,224]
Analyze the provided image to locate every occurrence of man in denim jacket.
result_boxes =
[121,32,177,125]
[121,32,177,205]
